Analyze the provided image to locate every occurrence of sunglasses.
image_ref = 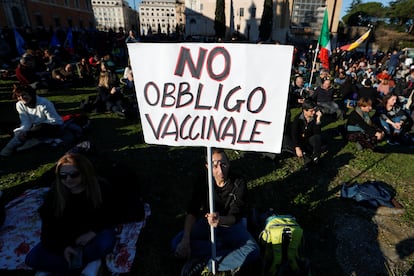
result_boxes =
[59,171,80,180]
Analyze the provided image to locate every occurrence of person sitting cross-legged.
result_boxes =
[172,148,260,275]
[346,97,385,150]
[25,153,117,275]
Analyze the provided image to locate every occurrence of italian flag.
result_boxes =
[318,9,331,70]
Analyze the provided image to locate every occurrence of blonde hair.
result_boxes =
[53,153,103,217]
[98,71,111,88]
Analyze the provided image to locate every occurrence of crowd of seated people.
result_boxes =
[1,28,139,157]
[288,46,414,158]
[3,26,414,276]
[7,26,414,162]
[9,27,131,91]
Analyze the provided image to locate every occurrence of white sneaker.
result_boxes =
[81,259,102,276]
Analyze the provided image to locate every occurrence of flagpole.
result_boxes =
[310,7,329,88]
[309,42,319,88]
[206,146,217,274]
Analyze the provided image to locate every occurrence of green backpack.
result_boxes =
[259,214,308,276]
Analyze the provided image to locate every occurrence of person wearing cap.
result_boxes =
[0,84,63,157]
[291,100,323,169]
[376,68,391,82]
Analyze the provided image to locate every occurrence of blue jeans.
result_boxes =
[379,116,402,135]
[388,65,396,77]
[172,218,260,272]
[25,228,116,273]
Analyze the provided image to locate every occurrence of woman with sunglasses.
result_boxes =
[25,153,116,275]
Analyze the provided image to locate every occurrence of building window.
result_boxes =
[54,17,61,27]
[11,7,24,27]
[75,0,79,8]
[240,8,244,17]
[35,14,43,26]
[65,0,69,6]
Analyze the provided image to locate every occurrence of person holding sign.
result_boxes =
[173,148,260,275]
[291,100,323,170]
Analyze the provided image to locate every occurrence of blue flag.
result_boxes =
[65,28,74,53]
[50,31,60,48]
[14,29,26,56]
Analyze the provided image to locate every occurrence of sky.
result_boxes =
[128,0,141,10]
[340,0,392,18]
[129,0,391,19]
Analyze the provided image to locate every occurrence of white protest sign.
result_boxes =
[127,43,293,153]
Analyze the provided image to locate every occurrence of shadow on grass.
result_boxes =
[0,96,412,275]
[112,145,205,276]
[241,131,396,275]
[396,237,414,274]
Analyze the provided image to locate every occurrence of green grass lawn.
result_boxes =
[1,78,414,275]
